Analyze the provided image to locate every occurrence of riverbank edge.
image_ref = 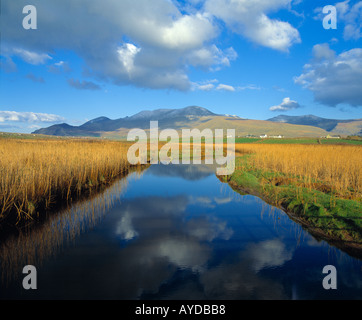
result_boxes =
[0,164,149,229]
[219,156,362,257]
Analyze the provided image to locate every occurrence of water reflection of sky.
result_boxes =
[0,164,361,300]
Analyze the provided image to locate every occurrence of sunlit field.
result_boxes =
[0,137,361,229]
[234,144,362,201]
[225,143,362,243]
[0,139,133,222]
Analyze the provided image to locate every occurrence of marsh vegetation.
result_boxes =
[227,144,362,244]
[0,139,134,224]
[0,137,360,245]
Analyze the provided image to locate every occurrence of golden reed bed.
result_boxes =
[0,139,361,222]
[0,139,133,222]
[234,144,362,201]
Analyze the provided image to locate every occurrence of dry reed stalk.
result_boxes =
[0,139,134,221]
[235,144,361,200]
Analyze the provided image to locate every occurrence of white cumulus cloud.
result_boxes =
[216,84,236,92]
[12,48,52,65]
[295,44,362,107]
[1,0,223,91]
[314,1,362,41]
[270,97,301,111]
[1,0,302,91]
[197,83,215,91]
[204,0,301,52]
[336,0,362,40]
[0,111,65,123]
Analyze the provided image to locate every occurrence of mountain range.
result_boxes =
[267,115,362,135]
[32,106,362,138]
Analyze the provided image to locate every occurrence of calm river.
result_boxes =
[0,164,361,300]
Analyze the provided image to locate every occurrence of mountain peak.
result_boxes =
[183,105,213,113]
[170,106,217,117]
[83,116,111,125]
[129,106,217,121]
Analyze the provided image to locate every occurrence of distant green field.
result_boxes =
[2,132,361,145]
[234,138,261,143]
[256,138,318,144]
[321,139,362,145]
[0,132,103,141]
[0,132,58,140]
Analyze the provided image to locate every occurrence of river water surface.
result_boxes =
[0,164,361,300]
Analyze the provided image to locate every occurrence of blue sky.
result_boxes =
[0,0,361,133]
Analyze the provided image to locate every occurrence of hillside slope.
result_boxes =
[33,107,361,138]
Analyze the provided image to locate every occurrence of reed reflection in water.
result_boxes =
[0,164,361,300]
[0,169,145,286]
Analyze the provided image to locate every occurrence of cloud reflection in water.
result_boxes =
[0,164,360,300]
